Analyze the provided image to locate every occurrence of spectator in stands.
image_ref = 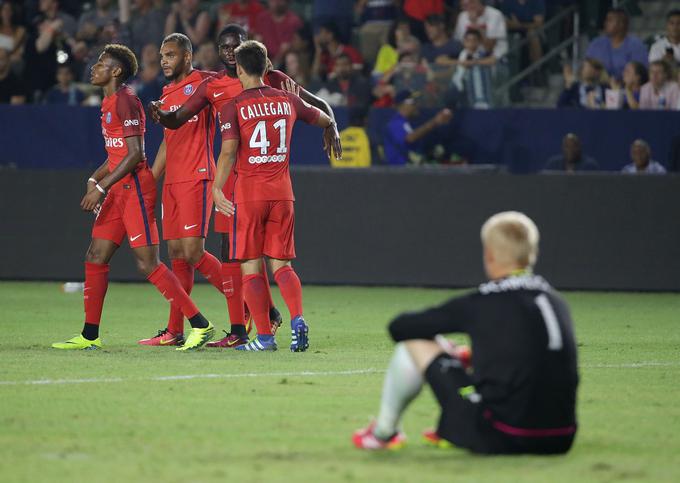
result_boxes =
[312,0,353,44]
[252,0,303,68]
[608,61,647,109]
[78,0,117,31]
[355,0,398,65]
[621,139,666,174]
[216,0,264,33]
[639,60,680,110]
[24,0,78,101]
[402,0,444,42]
[119,0,167,57]
[0,1,27,67]
[289,23,315,83]
[450,29,495,108]
[383,90,453,166]
[372,19,420,81]
[454,0,508,61]
[584,8,647,80]
[129,42,164,107]
[194,41,221,72]
[649,10,680,67]
[0,47,25,104]
[557,58,608,109]
[312,23,363,82]
[330,108,372,168]
[164,0,210,47]
[386,52,434,104]
[315,53,372,108]
[44,62,84,105]
[421,14,462,66]
[284,51,310,86]
[543,133,599,172]
[497,0,545,66]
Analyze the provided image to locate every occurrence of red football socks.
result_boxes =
[147,263,199,319]
[194,251,223,292]
[242,273,272,336]
[84,262,109,325]
[261,259,275,310]
[274,266,303,319]
[221,262,245,328]
[168,259,194,334]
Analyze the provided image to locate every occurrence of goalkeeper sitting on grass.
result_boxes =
[353,211,579,455]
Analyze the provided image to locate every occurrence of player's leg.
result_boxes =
[261,258,283,334]
[353,340,443,450]
[133,244,214,350]
[236,257,277,351]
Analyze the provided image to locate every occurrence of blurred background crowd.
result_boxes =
[1,0,678,171]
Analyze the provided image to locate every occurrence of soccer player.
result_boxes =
[137,33,235,346]
[52,44,214,351]
[353,212,579,454]
[149,24,342,348]
[213,40,334,352]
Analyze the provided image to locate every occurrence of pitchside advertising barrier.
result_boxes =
[1,168,679,291]
[1,105,679,172]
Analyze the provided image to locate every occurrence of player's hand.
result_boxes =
[281,78,300,97]
[149,100,163,123]
[213,189,235,216]
[323,123,342,160]
[81,187,104,212]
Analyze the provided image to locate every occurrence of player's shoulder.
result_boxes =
[195,69,218,80]
[115,84,142,108]
[264,69,291,88]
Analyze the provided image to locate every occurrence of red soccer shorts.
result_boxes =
[214,171,236,234]
[161,179,212,240]
[92,168,160,248]
[233,200,296,260]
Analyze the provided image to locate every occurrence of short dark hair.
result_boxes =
[627,61,648,84]
[234,40,268,76]
[319,22,339,40]
[464,29,482,41]
[607,7,629,28]
[668,9,680,20]
[163,33,192,53]
[650,59,672,79]
[102,43,138,80]
[425,14,445,26]
[218,24,247,43]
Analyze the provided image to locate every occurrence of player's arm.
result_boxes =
[298,87,342,159]
[212,139,238,216]
[289,92,334,130]
[80,136,144,212]
[151,139,167,181]
[149,79,210,129]
[388,295,475,342]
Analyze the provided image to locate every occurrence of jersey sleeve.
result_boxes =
[287,92,321,125]
[388,293,476,342]
[265,69,294,90]
[218,100,240,141]
[116,93,144,137]
[180,76,211,116]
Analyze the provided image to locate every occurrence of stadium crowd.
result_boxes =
[1,0,678,170]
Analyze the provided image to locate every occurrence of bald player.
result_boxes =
[353,211,579,455]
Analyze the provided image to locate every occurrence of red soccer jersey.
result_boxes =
[219,86,321,203]
[100,84,146,176]
[160,69,217,184]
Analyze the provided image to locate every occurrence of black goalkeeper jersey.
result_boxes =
[389,274,578,433]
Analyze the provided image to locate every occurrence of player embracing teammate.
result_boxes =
[213,40,335,351]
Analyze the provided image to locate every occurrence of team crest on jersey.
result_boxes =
[105,112,112,124]
[184,84,194,95]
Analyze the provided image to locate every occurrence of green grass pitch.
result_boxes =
[1,281,679,483]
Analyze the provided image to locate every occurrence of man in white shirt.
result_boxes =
[649,10,680,65]
[454,0,508,60]
[621,139,667,174]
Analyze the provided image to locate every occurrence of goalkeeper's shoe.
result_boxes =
[138,328,184,346]
[206,331,248,348]
[176,322,214,351]
[352,422,406,451]
[270,306,283,335]
[422,429,455,449]
[52,335,102,350]
[234,335,277,351]
[290,315,309,352]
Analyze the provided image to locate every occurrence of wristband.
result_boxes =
[95,183,106,195]
[87,177,97,183]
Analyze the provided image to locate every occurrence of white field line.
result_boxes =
[0,368,382,387]
[1,362,679,387]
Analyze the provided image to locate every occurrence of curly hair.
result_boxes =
[102,43,139,81]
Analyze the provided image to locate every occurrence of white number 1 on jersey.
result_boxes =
[535,294,563,351]
[249,119,287,155]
